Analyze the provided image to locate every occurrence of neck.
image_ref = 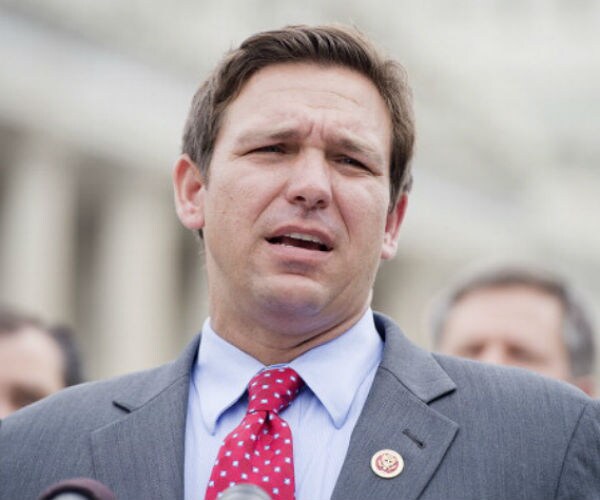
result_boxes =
[210,304,369,365]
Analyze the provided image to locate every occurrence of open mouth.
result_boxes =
[266,233,332,252]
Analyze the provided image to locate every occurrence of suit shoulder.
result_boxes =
[427,354,600,497]
[0,358,187,442]
[0,358,192,497]
[433,352,589,397]
[432,352,591,419]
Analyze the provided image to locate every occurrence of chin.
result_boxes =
[256,279,330,318]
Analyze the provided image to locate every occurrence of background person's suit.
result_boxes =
[1,313,599,499]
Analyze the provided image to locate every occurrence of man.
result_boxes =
[0,307,82,418]
[1,25,599,500]
[430,265,597,396]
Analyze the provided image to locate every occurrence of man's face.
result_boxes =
[0,327,65,418]
[438,285,571,381]
[176,63,405,338]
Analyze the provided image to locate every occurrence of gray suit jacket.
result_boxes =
[1,313,599,499]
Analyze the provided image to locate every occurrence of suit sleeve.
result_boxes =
[554,398,600,499]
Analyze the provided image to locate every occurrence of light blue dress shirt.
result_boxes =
[184,309,383,500]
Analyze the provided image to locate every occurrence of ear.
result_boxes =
[173,154,206,230]
[381,193,408,260]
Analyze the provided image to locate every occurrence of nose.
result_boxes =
[285,151,332,210]
[478,344,509,367]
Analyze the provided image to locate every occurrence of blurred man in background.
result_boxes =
[0,306,82,417]
[430,265,596,396]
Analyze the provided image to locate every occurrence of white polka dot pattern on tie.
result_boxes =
[205,367,304,500]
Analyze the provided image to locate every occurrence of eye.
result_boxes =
[508,346,537,363]
[460,344,484,357]
[11,386,46,409]
[336,155,370,171]
[252,144,285,154]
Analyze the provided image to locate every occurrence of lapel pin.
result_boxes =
[371,449,404,479]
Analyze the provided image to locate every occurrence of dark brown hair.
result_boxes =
[182,24,415,207]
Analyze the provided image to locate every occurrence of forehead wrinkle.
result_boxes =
[265,83,366,106]
[236,123,310,147]
[324,87,367,109]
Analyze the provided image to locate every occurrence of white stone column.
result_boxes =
[182,243,210,342]
[373,252,454,350]
[0,136,77,323]
[91,172,180,378]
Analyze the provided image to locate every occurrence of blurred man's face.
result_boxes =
[0,327,65,418]
[438,285,571,381]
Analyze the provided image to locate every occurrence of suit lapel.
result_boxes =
[332,314,459,500]
[87,315,456,499]
[91,335,201,500]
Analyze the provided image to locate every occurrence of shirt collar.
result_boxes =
[195,319,264,434]
[194,309,383,433]
[289,308,383,428]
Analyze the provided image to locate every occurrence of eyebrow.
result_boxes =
[329,136,385,166]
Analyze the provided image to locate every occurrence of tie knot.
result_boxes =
[247,367,304,415]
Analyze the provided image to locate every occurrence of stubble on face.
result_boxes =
[194,63,401,363]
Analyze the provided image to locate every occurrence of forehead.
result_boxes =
[0,327,64,384]
[449,285,564,337]
[218,62,392,145]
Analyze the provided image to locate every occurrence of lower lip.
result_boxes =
[266,241,332,263]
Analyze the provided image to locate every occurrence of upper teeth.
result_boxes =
[285,233,323,244]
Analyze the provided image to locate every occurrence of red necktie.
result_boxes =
[205,367,304,500]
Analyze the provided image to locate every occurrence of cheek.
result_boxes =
[204,175,279,252]
[215,169,282,217]
[206,180,251,226]
[540,350,571,378]
[341,187,388,242]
